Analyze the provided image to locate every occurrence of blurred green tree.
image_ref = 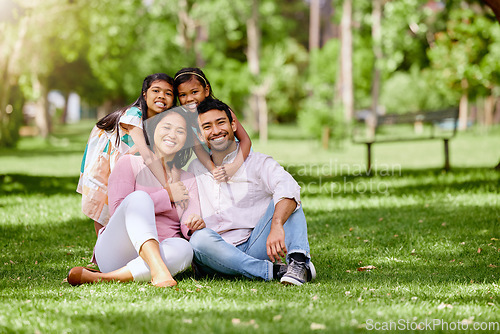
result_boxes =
[428,6,499,130]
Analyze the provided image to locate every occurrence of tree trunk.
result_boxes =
[321,126,330,149]
[257,88,268,145]
[0,55,12,145]
[30,36,52,138]
[309,0,321,50]
[0,16,29,144]
[458,78,468,131]
[370,0,383,140]
[491,95,500,170]
[484,94,495,126]
[195,24,208,68]
[246,0,268,142]
[97,99,113,120]
[483,0,500,22]
[322,0,339,43]
[32,73,51,139]
[59,91,69,124]
[494,97,500,124]
[340,0,354,122]
[177,0,193,51]
[247,96,259,133]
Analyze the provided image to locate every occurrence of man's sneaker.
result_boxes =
[280,259,316,286]
[191,261,208,279]
[274,262,288,281]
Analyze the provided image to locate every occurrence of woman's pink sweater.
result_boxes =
[107,154,200,241]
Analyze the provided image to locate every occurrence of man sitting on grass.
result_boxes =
[188,98,315,285]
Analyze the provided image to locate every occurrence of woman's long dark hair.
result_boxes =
[144,107,194,169]
[96,73,175,146]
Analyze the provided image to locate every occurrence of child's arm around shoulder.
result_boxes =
[192,134,217,176]
[223,110,251,179]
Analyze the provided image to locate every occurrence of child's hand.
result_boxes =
[222,162,239,180]
[183,214,205,232]
[165,181,189,207]
[212,166,228,183]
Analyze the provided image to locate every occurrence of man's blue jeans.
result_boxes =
[189,201,310,281]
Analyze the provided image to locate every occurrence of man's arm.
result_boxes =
[258,155,301,211]
[266,198,297,262]
[254,154,301,262]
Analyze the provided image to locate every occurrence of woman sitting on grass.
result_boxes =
[68,107,205,288]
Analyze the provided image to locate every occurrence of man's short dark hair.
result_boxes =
[197,97,233,123]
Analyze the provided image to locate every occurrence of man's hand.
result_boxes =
[183,214,206,232]
[266,198,297,262]
[266,224,287,262]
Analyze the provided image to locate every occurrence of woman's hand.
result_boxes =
[183,214,206,232]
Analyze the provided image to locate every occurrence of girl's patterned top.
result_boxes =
[76,107,143,225]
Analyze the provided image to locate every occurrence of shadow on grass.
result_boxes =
[0,174,79,195]
[1,166,498,291]
[2,203,498,291]
[286,166,499,198]
[0,216,94,290]
[306,199,499,286]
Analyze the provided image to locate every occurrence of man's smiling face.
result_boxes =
[199,109,237,152]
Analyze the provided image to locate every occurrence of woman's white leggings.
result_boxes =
[94,191,193,281]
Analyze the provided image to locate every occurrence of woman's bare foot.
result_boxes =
[151,271,177,287]
[151,279,177,287]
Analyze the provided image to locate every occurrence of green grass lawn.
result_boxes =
[0,122,499,333]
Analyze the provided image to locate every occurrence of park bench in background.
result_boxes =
[352,108,459,172]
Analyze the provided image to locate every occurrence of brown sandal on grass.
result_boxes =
[67,266,102,286]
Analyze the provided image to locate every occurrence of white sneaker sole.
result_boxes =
[309,261,316,281]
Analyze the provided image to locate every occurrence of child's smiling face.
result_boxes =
[177,78,210,113]
[144,80,174,118]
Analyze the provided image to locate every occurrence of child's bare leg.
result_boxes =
[94,221,104,236]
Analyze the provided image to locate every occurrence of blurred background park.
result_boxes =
[0,0,500,164]
[1,2,500,332]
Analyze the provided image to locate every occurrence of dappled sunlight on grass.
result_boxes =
[0,122,499,332]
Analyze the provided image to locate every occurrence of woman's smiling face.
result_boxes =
[153,112,187,160]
